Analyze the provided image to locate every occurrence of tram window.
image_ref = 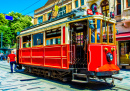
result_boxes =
[33,33,43,46]
[108,24,113,43]
[102,21,107,43]
[16,38,19,49]
[91,20,95,43]
[76,32,83,46]
[22,35,31,48]
[97,20,101,43]
[46,28,61,45]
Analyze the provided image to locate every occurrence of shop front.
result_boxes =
[116,32,130,69]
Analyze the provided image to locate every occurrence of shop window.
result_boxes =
[38,16,43,24]
[120,42,130,64]
[127,0,130,8]
[81,0,84,6]
[102,21,107,43]
[58,6,66,16]
[108,24,113,43]
[33,33,43,46]
[117,0,121,15]
[46,28,61,46]
[101,0,109,16]
[23,35,31,48]
[97,20,101,43]
[75,0,78,8]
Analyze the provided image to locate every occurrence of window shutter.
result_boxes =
[127,0,128,8]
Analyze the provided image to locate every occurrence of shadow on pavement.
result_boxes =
[13,69,116,90]
[120,69,130,71]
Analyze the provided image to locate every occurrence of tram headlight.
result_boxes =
[106,52,113,62]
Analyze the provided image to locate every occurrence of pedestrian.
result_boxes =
[1,53,4,61]
[7,51,17,73]
[4,53,7,60]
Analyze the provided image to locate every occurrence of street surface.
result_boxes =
[0,61,130,91]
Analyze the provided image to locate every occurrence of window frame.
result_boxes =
[81,0,84,6]
[32,32,44,47]
[45,27,61,46]
[48,11,52,20]
[46,36,61,46]
[58,6,66,16]
[101,0,109,16]
[89,19,115,45]
[75,0,78,8]
[117,0,121,15]
[37,16,43,24]
[127,0,130,8]
[22,35,31,48]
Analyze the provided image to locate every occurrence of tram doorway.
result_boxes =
[70,22,88,69]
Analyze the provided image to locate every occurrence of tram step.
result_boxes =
[72,79,88,83]
[73,73,87,77]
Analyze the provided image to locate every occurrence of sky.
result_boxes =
[0,0,48,17]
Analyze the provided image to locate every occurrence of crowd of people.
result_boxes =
[0,52,8,61]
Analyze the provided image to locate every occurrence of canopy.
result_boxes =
[116,32,130,41]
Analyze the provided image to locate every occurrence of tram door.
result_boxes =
[16,38,20,64]
[70,24,87,68]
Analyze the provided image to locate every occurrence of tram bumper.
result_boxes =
[94,64,120,76]
[95,70,119,76]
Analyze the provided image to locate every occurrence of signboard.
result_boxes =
[87,9,93,15]
[5,15,13,20]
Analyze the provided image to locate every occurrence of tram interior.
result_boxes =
[69,21,88,69]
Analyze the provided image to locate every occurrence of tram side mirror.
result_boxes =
[89,20,95,30]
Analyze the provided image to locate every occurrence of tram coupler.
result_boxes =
[111,76,123,81]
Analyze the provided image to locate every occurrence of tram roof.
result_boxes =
[18,11,116,37]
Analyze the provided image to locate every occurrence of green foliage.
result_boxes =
[0,13,8,25]
[0,12,33,48]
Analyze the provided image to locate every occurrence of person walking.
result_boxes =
[7,51,17,73]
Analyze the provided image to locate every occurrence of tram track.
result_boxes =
[0,64,130,91]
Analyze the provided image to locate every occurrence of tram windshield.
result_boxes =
[89,19,115,44]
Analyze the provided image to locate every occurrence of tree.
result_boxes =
[0,13,8,25]
[0,12,33,48]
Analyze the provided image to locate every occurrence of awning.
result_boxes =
[116,32,130,41]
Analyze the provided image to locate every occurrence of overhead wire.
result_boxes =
[20,0,42,13]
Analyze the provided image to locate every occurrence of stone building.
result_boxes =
[34,0,72,25]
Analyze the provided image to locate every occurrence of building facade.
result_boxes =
[115,0,130,69]
[34,0,72,25]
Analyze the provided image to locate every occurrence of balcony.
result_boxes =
[122,9,130,19]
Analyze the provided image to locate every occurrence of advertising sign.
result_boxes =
[87,9,93,15]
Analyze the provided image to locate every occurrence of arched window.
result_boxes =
[101,0,109,16]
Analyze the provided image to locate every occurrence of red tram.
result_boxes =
[16,11,122,84]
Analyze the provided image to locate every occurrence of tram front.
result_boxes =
[87,16,120,77]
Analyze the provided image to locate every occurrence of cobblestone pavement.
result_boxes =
[0,61,130,91]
